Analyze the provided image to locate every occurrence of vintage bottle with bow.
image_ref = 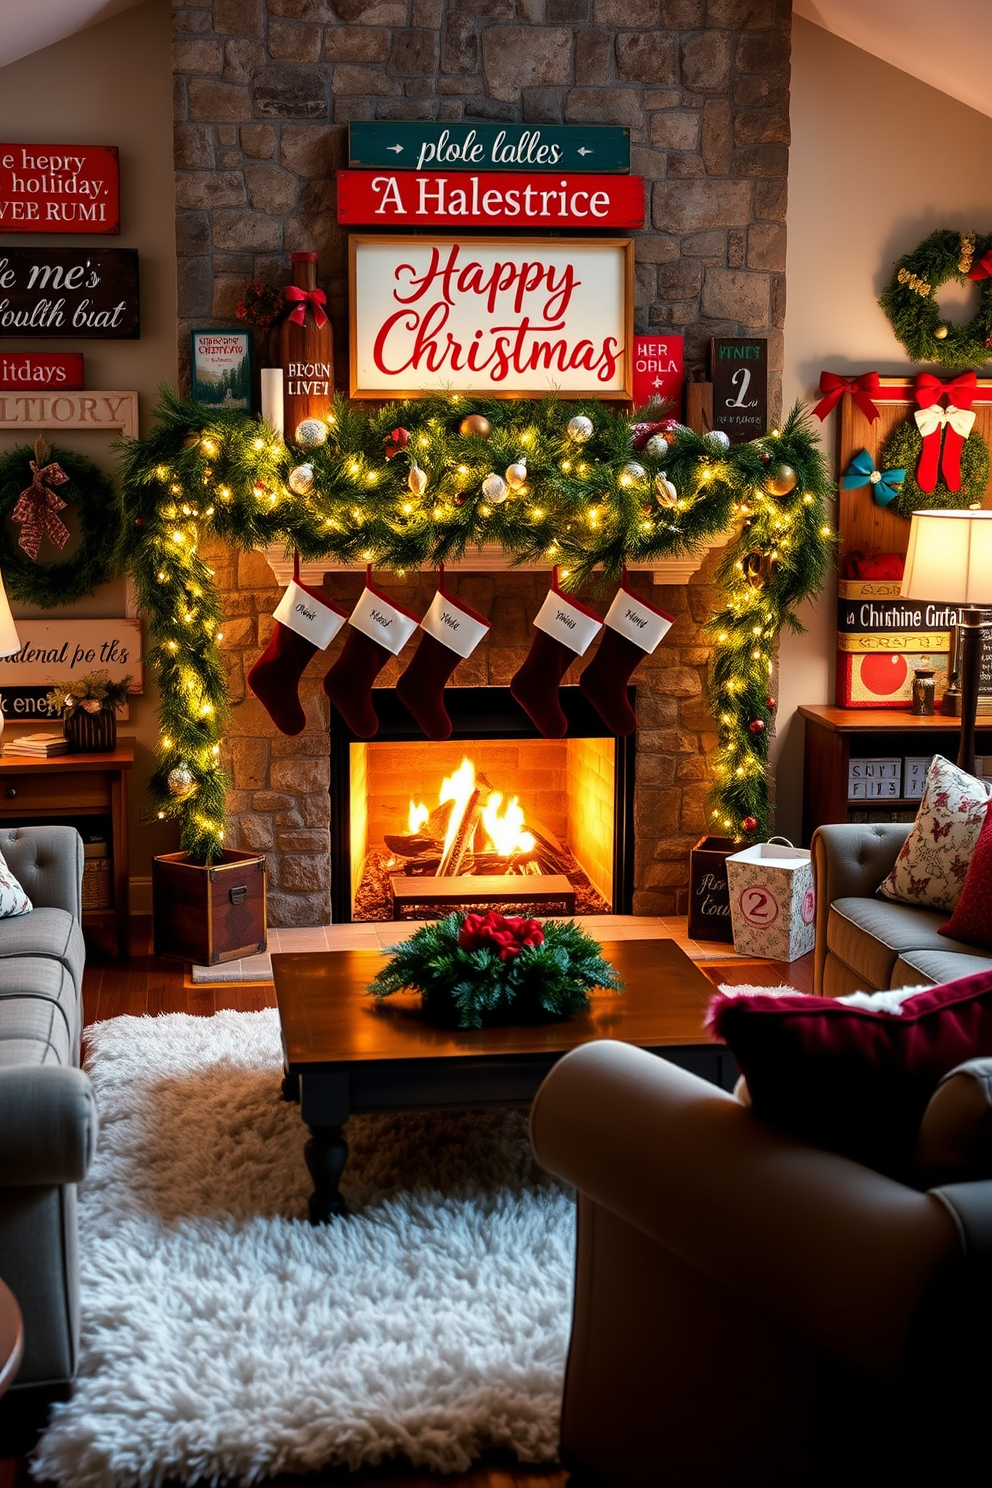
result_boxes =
[279,251,334,445]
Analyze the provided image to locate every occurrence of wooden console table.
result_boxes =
[0,739,134,959]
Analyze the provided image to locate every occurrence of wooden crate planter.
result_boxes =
[152,850,266,965]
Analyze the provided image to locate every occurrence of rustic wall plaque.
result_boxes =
[349,122,631,174]
[0,144,120,233]
[0,249,139,338]
[337,170,643,229]
[0,388,137,435]
[0,620,141,690]
[711,337,768,442]
[350,235,633,400]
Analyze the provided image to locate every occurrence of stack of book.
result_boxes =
[3,733,70,758]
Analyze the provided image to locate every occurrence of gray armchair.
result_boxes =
[0,826,97,1404]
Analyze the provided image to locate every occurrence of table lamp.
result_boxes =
[900,510,992,777]
[0,572,20,757]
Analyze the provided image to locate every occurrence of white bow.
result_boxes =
[914,404,976,438]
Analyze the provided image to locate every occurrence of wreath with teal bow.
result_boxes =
[0,442,119,608]
[879,229,992,370]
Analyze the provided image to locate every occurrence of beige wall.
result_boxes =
[776,16,992,842]
[0,0,178,897]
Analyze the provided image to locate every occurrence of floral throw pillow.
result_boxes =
[878,754,990,913]
[0,848,31,917]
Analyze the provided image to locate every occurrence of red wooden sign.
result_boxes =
[0,352,83,390]
[632,335,684,413]
[337,169,643,230]
[0,145,119,234]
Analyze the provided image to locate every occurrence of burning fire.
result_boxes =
[408,800,429,835]
[405,756,536,859]
[482,792,535,857]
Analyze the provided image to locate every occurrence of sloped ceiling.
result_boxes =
[0,0,145,70]
[793,0,992,120]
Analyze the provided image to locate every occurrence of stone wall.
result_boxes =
[174,0,791,925]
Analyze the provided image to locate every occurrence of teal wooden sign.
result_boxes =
[348,123,630,174]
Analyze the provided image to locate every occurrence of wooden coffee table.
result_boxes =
[272,938,731,1223]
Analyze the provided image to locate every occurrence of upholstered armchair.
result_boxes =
[531,1039,992,1487]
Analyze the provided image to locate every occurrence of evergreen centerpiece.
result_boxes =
[45,670,131,753]
[367,911,622,1029]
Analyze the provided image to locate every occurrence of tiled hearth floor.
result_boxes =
[191,915,741,983]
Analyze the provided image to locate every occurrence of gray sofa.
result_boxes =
[812,822,992,997]
[0,826,97,1404]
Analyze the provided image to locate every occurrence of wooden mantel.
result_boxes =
[263,538,729,588]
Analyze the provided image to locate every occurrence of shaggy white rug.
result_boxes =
[33,1009,574,1488]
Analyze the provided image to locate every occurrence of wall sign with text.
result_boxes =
[632,335,683,413]
[0,352,83,390]
[337,169,643,230]
[0,144,120,234]
[710,337,768,443]
[349,122,630,174]
[0,620,141,690]
[0,249,139,338]
[349,235,633,400]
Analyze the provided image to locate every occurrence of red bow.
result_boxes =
[284,284,328,329]
[812,371,880,423]
[12,459,70,560]
[968,251,992,281]
[914,371,977,492]
[457,910,545,963]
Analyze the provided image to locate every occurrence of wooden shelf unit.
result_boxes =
[0,738,133,960]
[799,706,992,845]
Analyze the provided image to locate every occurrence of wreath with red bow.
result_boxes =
[880,229,992,370]
[0,442,119,608]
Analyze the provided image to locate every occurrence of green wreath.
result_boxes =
[0,443,119,608]
[879,418,990,519]
[879,229,992,370]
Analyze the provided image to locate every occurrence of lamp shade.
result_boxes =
[0,572,19,659]
[901,510,992,604]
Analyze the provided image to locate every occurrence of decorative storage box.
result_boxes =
[152,850,266,965]
[903,756,933,799]
[726,839,816,963]
[687,836,736,943]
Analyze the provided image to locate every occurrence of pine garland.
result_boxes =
[117,390,833,861]
[366,912,622,1028]
[879,420,990,520]
[0,444,120,608]
[879,229,992,370]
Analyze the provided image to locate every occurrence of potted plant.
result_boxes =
[45,671,131,753]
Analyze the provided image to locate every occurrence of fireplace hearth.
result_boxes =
[330,687,635,923]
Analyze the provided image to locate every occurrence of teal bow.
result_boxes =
[841,448,906,507]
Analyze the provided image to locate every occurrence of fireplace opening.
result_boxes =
[330,687,635,922]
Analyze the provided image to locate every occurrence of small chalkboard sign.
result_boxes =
[710,337,767,443]
[687,835,736,943]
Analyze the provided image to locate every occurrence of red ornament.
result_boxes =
[749,718,765,735]
[384,427,410,460]
[742,816,759,833]
[766,696,776,710]
[134,517,144,527]
[760,451,771,464]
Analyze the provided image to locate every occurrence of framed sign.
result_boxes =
[632,335,683,412]
[711,337,767,443]
[336,170,643,229]
[0,352,83,390]
[190,329,251,411]
[349,235,633,400]
[0,145,119,233]
[0,620,141,691]
[0,249,139,338]
[349,122,630,174]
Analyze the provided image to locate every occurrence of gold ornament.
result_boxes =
[288,463,314,495]
[566,414,594,442]
[294,418,328,448]
[505,458,528,489]
[482,473,507,504]
[408,465,428,495]
[620,462,646,486]
[654,474,678,507]
[167,762,196,797]
[81,698,103,714]
[935,325,949,340]
[765,463,797,496]
[459,414,491,438]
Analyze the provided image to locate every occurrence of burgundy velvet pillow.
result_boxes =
[708,967,992,1177]
[940,798,992,950]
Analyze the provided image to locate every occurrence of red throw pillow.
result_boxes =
[708,967,992,1177]
[940,798,992,950]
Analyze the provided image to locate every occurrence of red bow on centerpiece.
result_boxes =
[812,371,881,423]
[458,910,545,963]
[12,440,70,560]
[968,251,992,281]
[914,371,977,492]
[284,284,328,329]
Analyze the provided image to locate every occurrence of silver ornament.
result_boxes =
[294,418,328,448]
[621,462,646,485]
[566,414,593,443]
[654,475,679,507]
[482,473,507,504]
[645,433,670,459]
[288,463,314,495]
[167,763,196,797]
[505,458,528,489]
[408,464,428,495]
[704,429,731,452]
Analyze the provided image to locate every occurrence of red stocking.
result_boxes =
[580,575,674,735]
[396,571,491,739]
[247,555,348,736]
[322,569,420,739]
[510,572,603,738]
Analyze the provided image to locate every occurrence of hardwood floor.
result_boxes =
[0,919,814,1488]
